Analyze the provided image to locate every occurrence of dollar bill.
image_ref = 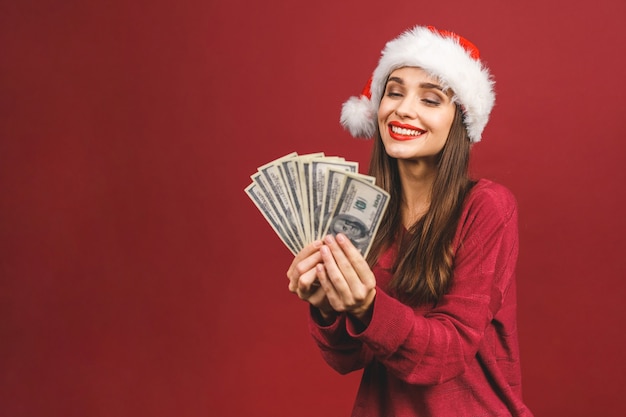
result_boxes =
[245,152,388,257]
[297,154,322,240]
[255,153,305,250]
[279,159,306,242]
[321,173,390,257]
[318,169,376,241]
[250,171,304,251]
[244,182,299,255]
[282,152,324,243]
[309,158,358,240]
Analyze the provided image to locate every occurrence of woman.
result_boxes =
[287,25,533,416]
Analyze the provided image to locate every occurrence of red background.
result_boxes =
[1,0,625,416]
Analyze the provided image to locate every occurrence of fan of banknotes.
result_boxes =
[245,152,390,257]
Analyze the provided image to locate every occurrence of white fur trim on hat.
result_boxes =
[340,25,495,143]
[340,95,377,138]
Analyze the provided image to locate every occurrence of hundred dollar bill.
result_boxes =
[297,154,327,240]
[281,152,324,244]
[256,153,305,250]
[309,158,358,240]
[251,171,304,251]
[318,169,376,241]
[244,182,298,255]
[322,173,390,257]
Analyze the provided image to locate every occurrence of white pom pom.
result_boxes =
[340,96,377,139]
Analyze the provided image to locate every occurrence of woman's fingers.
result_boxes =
[305,279,328,306]
[286,240,323,292]
[334,233,376,288]
[319,244,354,301]
[319,234,376,312]
[288,240,322,270]
[316,263,340,306]
[295,267,320,296]
[324,234,375,294]
[285,235,375,318]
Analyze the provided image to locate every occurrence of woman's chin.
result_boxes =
[382,144,416,160]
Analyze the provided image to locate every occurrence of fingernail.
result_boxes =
[324,235,335,244]
[320,245,329,255]
[336,233,345,243]
[313,240,323,248]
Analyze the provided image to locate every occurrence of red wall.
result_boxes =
[1,1,625,416]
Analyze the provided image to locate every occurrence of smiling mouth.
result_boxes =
[390,125,426,137]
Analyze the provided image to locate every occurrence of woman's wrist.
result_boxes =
[349,289,376,325]
[313,306,338,326]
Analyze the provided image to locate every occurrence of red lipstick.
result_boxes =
[388,121,426,141]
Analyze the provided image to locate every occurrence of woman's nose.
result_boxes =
[394,96,417,119]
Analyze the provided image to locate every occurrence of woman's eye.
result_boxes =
[422,98,441,106]
[386,91,402,98]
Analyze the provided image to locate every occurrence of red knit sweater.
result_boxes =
[308,179,534,416]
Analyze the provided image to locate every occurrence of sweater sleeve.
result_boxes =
[344,182,520,385]
[308,308,374,374]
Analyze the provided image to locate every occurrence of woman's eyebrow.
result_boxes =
[387,77,444,92]
[419,82,444,91]
[387,76,404,85]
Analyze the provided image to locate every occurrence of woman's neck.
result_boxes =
[397,158,437,229]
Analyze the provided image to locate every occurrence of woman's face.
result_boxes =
[377,67,456,162]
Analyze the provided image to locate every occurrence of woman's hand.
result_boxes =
[287,240,334,318]
[316,233,376,323]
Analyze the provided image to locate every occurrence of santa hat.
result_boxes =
[340,25,495,143]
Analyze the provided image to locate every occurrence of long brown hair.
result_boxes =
[366,105,475,306]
